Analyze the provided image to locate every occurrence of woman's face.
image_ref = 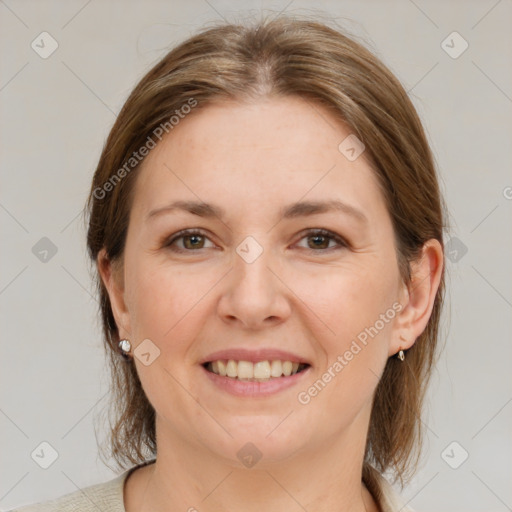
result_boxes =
[104,96,414,465]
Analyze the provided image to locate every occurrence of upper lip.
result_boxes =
[200,348,311,365]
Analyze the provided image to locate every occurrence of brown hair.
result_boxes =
[85,15,447,489]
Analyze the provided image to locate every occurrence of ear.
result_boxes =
[389,238,444,356]
[97,248,132,340]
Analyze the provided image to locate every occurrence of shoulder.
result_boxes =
[364,464,416,512]
[9,472,129,512]
[373,470,416,512]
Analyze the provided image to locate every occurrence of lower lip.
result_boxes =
[201,365,311,397]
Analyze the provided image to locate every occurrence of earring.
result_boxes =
[118,339,132,360]
[397,349,405,361]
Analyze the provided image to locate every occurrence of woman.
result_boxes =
[14,15,445,512]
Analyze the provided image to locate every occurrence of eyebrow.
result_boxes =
[146,199,368,224]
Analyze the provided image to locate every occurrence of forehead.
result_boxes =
[131,96,387,223]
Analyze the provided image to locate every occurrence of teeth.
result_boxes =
[253,361,271,379]
[270,360,282,377]
[282,361,293,376]
[207,359,307,380]
[238,360,253,379]
[217,359,227,376]
[226,359,237,378]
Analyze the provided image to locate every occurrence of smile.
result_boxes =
[204,359,310,381]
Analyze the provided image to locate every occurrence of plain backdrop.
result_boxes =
[1,1,511,511]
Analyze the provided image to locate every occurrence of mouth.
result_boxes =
[202,359,310,381]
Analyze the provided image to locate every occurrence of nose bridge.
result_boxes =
[232,233,276,298]
[218,233,290,326]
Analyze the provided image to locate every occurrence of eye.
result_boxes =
[163,229,216,252]
[295,228,348,252]
[162,227,348,254]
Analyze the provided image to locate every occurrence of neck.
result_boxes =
[125,409,379,512]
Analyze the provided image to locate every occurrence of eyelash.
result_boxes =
[162,228,348,254]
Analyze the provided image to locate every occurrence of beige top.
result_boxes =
[11,461,414,512]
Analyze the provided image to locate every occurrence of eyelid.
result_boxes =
[293,228,348,251]
[163,228,215,251]
[162,227,348,252]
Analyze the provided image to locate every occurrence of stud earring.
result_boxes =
[118,339,132,360]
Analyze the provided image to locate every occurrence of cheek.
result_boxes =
[294,264,400,401]
[296,268,397,419]
[126,258,218,344]
[294,258,399,341]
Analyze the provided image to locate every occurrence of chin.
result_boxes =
[202,418,314,468]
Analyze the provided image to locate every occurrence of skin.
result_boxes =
[98,96,443,512]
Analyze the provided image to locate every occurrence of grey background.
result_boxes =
[1,1,511,511]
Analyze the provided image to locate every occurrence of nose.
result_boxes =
[217,241,291,330]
